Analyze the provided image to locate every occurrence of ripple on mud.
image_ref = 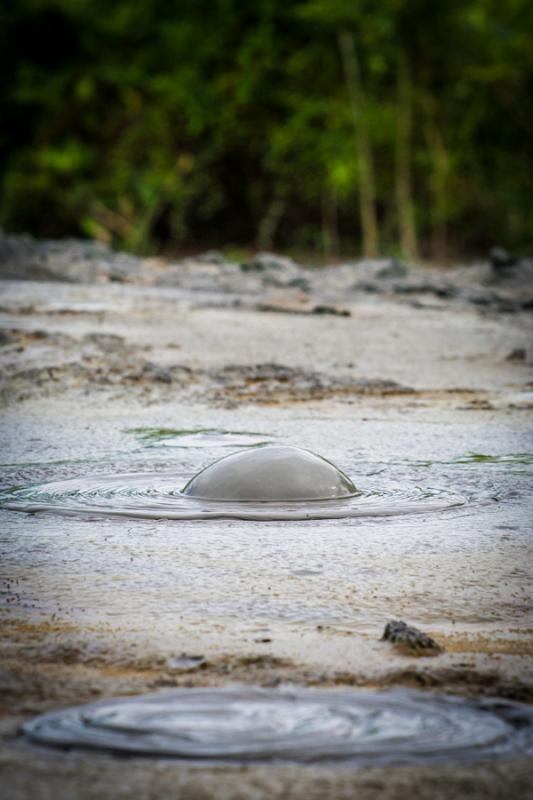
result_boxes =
[22,687,533,764]
[0,470,465,521]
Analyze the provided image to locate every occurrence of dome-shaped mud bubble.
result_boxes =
[182,445,358,501]
[0,444,466,520]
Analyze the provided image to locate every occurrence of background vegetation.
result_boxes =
[1,0,532,260]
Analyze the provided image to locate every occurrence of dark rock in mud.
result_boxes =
[376,259,409,280]
[392,282,458,299]
[240,252,304,288]
[382,620,443,655]
[506,348,527,362]
[257,297,350,317]
[166,653,207,671]
[141,362,171,382]
[197,250,228,265]
[490,247,517,271]
[286,276,311,291]
[312,304,351,317]
[241,252,300,274]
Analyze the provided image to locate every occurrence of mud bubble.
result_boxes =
[0,445,466,521]
[182,445,358,501]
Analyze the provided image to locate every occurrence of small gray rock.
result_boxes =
[140,362,173,383]
[381,620,443,655]
[166,653,206,671]
[241,252,300,274]
[198,250,228,265]
[506,348,527,362]
[376,259,408,280]
[490,247,516,271]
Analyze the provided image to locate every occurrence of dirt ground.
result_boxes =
[1,237,532,798]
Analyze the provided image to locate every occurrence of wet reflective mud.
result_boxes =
[22,687,533,765]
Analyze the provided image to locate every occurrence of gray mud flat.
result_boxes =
[0,238,532,798]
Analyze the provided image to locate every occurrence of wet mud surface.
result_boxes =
[21,686,533,765]
[1,235,532,797]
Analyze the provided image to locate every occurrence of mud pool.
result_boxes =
[0,446,465,520]
[21,687,533,765]
[0,240,532,798]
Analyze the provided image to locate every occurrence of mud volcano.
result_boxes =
[22,687,533,765]
[0,443,466,521]
[182,445,358,501]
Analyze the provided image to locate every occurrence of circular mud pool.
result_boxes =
[0,472,464,521]
[22,687,533,765]
[0,445,465,521]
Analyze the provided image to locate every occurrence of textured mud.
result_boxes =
[1,234,532,798]
[21,687,533,764]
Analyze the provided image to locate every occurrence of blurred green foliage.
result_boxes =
[1,0,532,258]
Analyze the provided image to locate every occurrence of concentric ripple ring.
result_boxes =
[22,687,533,764]
[0,470,465,521]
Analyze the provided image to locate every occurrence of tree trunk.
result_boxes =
[338,31,379,258]
[425,120,449,263]
[395,53,418,261]
[321,183,340,259]
[257,188,287,250]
